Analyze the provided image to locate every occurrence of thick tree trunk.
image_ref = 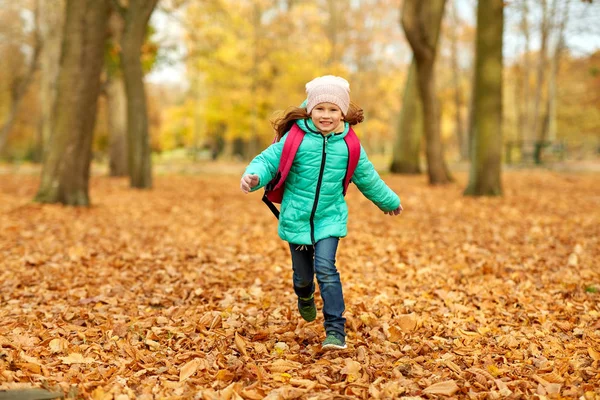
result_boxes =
[106,75,128,176]
[36,0,64,162]
[390,60,422,174]
[35,0,110,205]
[465,0,504,197]
[117,0,158,188]
[401,0,452,184]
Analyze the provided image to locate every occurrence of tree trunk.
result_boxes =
[390,60,422,174]
[117,0,159,188]
[449,0,467,161]
[518,0,532,158]
[401,0,452,184]
[106,75,128,176]
[464,0,504,197]
[35,0,110,205]
[0,0,42,153]
[531,0,550,162]
[36,0,64,163]
[107,11,128,176]
[546,0,569,142]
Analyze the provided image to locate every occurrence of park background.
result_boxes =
[0,0,599,399]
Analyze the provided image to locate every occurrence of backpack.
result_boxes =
[262,122,361,219]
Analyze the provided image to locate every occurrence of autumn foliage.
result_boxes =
[1,170,599,398]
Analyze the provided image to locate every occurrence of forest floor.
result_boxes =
[0,170,599,399]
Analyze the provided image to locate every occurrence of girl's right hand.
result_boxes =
[384,204,403,216]
[240,174,260,194]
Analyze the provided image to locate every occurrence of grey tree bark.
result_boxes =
[518,0,533,157]
[36,0,64,162]
[401,0,452,184]
[107,11,128,177]
[546,0,570,142]
[531,0,550,164]
[35,0,110,205]
[113,0,159,188]
[464,0,504,196]
[106,76,128,176]
[449,0,468,161]
[390,60,422,174]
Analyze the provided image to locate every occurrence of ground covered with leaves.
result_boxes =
[1,170,599,399]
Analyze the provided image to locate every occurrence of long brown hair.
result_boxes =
[270,102,365,141]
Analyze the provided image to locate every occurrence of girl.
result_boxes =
[240,75,402,350]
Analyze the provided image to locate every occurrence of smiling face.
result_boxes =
[310,102,344,134]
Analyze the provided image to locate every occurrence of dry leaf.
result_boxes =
[267,359,301,373]
[588,347,600,361]
[1,172,598,398]
[234,332,247,356]
[49,338,69,353]
[179,358,200,382]
[397,314,417,332]
[340,359,362,383]
[423,380,460,396]
[58,353,95,365]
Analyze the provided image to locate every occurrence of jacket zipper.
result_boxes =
[310,135,328,244]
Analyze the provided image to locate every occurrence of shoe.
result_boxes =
[298,294,317,322]
[322,332,347,350]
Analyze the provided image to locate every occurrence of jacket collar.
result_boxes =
[297,119,349,138]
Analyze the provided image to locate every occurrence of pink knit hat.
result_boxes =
[305,75,350,115]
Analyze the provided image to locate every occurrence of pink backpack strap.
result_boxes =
[342,128,361,195]
[271,123,305,191]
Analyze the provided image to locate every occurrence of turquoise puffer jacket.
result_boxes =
[244,119,400,245]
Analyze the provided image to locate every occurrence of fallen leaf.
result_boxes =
[179,359,200,382]
[340,359,362,383]
[234,332,247,356]
[397,314,417,332]
[58,353,95,365]
[423,380,460,396]
[48,338,69,354]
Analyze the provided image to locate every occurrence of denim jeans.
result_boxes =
[289,237,346,338]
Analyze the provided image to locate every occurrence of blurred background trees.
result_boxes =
[0,0,598,203]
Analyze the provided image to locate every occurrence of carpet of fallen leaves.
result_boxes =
[1,169,599,400]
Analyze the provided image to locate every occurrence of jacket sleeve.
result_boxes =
[351,146,400,211]
[242,137,285,192]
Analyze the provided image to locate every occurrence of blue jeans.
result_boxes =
[289,237,346,338]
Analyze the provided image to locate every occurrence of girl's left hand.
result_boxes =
[384,204,403,216]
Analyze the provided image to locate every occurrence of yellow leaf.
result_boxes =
[386,325,403,342]
[423,380,460,396]
[58,353,95,365]
[397,314,417,332]
[234,332,247,357]
[49,338,69,354]
[487,365,501,377]
[340,359,362,383]
[15,362,41,374]
[588,347,600,361]
[267,359,301,373]
[179,359,200,382]
[273,372,292,383]
[91,387,112,400]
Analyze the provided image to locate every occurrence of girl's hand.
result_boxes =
[240,174,260,194]
[384,204,403,216]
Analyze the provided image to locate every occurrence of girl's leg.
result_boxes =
[313,237,346,339]
[288,243,315,299]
